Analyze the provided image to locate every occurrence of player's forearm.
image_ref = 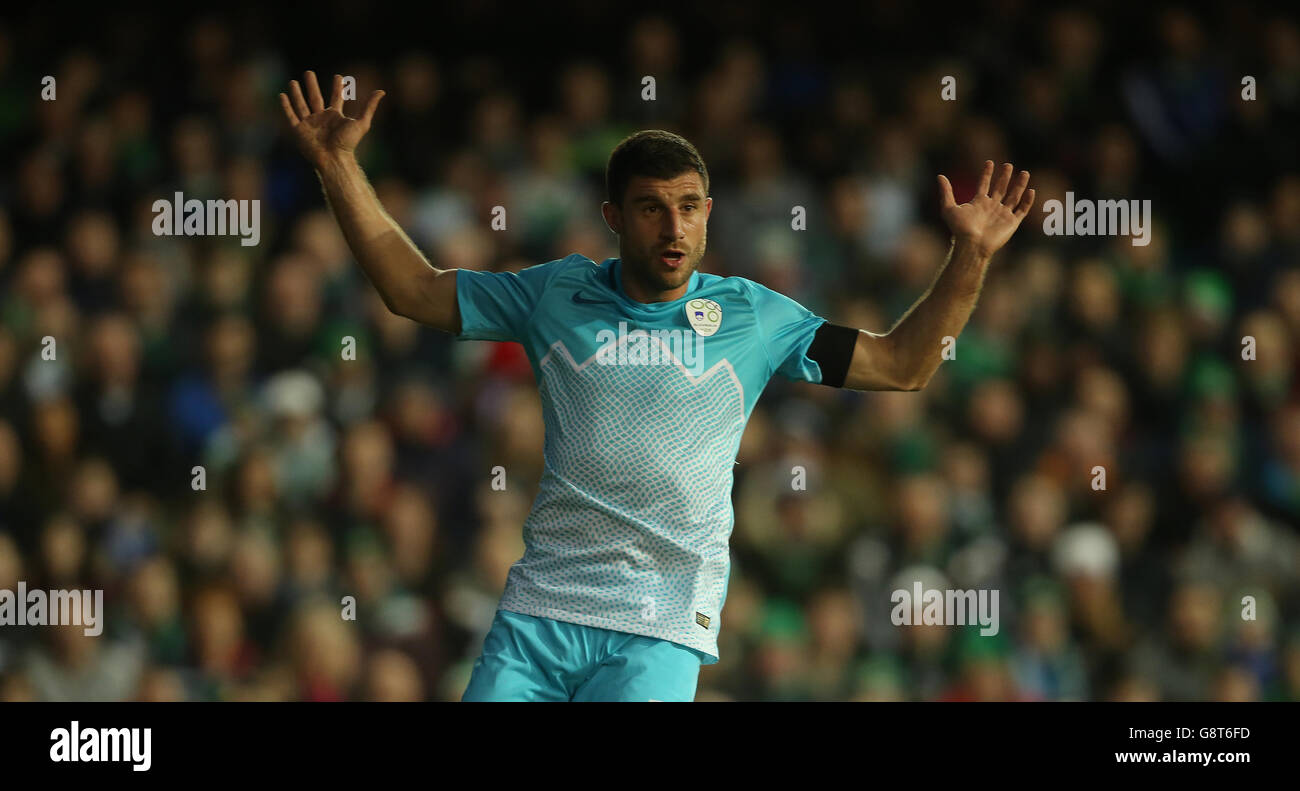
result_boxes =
[884,236,991,389]
[316,153,450,326]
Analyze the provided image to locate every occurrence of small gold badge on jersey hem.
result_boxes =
[695,612,711,629]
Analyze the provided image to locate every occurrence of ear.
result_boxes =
[601,201,622,235]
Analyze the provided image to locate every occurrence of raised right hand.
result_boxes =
[279,70,384,170]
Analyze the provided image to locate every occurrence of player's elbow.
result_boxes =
[381,292,413,320]
[900,373,930,391]
[846,333,933,391]
[881,335,930,391]
[900,361,941,391]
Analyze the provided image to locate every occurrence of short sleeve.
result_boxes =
[455,257,569,342]
[747,280,829,383]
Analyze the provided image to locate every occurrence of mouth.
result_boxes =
[660,250,687,268]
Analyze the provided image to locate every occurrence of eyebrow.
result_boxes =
[630,193,704,204]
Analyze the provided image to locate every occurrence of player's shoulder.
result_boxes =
[502,253,601,295]
[524,252,593,276]
[531,252,606,284]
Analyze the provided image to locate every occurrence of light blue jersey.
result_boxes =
[455,254,828,662]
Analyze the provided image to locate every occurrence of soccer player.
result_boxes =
[280,71,1036,701]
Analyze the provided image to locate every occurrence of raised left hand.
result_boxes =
[937,161,1035,258]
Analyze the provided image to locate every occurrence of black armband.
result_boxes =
[805,322,859,388]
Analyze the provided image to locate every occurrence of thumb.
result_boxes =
[937,174,957,210]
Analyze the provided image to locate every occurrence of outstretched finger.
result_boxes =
[991,163,1013,201]
[329,74,344,112]
[360,90,386,128]
[1003,170,1029,208]
[305,70,326,113]
[937,174,957,210]
[1014,188,1036,218]
[278,93,300,127]
[288,80,311,118]
[975,160,994,197]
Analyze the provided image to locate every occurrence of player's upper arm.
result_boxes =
[742,281,915,390]
[746,280,828,383]
[790,321,917,391]
[400,266,461,334]
[452,256,570,342]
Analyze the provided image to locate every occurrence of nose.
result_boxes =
[661,207,685,240]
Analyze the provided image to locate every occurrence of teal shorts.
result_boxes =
[461,609,708,702]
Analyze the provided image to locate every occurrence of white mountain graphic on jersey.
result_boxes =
[536,333,744,534]
[499,332,739,654]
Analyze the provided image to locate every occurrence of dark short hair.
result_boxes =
[605,130,709,207]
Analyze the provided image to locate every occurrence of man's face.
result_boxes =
[601,172,712,302]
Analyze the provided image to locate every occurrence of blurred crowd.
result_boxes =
[1,3,1299,701]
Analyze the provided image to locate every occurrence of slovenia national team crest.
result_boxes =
[685,298,722,336]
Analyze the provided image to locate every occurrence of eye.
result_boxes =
[683,204,696,212]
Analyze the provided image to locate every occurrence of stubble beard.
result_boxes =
[624,231,708,297]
